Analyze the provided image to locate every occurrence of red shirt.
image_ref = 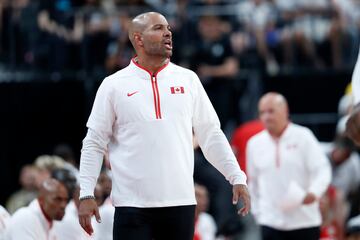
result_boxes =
[231,120,264,174]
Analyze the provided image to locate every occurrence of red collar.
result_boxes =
[38,201,53,228]
[131,57,169,77]
[270,122,290,140]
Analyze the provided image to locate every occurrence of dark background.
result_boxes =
[0,70,351,205]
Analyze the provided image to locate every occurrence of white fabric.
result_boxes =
[195,212,217,240]
[4,199,55,240]
[295,0,328,8]
[289,0,331,42]
[0,206,10,240]
[348,215,360,228]
[333,0,360,23]
[275,0,296,11]
[352,46,360,105]
[51,200,92,240]
[237,1,275,29]
[247,123,331,230]
[79,59,246,207]
[93,198,114,240]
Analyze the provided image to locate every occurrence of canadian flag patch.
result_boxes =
[170,86,185,94]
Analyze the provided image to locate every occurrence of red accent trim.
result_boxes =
[132,58,153,76]
[155,61,169,76]
[38,200,53,227]
[154,77,162,119]
[132,57,168,119]
[151,77,159,119]
[131,57,169,77]
[275,140,280,168]
[271,122,290,168]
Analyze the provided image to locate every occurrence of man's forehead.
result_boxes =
[52,190,68,199]
[259,101,278,110]
[52,184,68,194]
[144,14,168,26]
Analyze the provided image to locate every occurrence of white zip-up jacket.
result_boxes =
[5,199,55,240]
[0,205,10,240]
[79,59,246,207]
[247,123,331,230]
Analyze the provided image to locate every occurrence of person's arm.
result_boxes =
[37,10,84,42]
[303,129,332,204]
[346,46,360,145]
[78,78,115,235]
[192,71,245,185]
[191,72,250,215]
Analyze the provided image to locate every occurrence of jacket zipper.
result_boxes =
[275,140,280,168]
[151,74,162,119]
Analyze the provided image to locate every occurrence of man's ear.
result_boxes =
[134,33,143,47]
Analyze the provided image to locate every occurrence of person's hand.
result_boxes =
[78,198,101,235]
[346,103,360,146]
[302,193,317,205]
[232,184,251,216]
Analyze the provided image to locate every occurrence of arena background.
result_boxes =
[0,0,358,208]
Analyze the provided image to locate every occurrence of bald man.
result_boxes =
[78,12,250,240]
[5,178,68,240]
[246,92,331,240]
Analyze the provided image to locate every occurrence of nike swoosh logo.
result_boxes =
[127,91,138,97]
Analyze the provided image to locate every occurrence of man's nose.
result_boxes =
[164,28,172,37]
[61,200,68,208]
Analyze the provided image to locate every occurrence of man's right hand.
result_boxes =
[78,198,101,235]
[302,193,317,205]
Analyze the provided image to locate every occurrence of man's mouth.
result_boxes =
[164,39,172,50]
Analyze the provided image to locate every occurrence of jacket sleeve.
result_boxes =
[79,78,115,198]
[304,129,332,198]
[191,72,247,185]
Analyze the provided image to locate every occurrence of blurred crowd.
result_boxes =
[1,0,359,133]
[0,0,359,75]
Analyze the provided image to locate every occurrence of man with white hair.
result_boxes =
[5,178,69,240]
[247,92,331,240]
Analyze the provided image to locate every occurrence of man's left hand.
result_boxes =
[232,184,251,216]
